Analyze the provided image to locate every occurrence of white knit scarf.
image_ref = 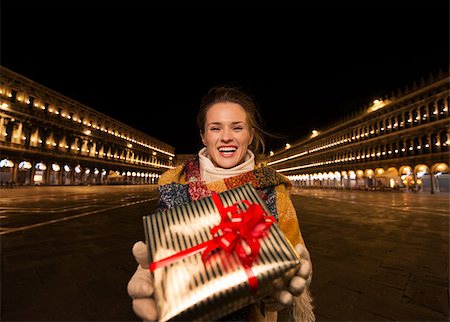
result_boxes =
[198,147,255,183]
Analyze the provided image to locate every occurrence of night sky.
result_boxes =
[1,2,449,154]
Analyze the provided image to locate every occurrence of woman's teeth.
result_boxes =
[218,147,237,153]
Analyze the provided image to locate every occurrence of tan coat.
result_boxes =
[158,162,315,322]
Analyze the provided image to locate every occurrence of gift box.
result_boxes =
[143,183,300,322]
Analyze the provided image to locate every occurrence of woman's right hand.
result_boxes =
[127,241,158,321]
[262,243,312,311]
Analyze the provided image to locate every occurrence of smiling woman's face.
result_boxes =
[201,102,254,169]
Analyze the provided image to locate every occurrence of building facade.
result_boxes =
[0,66,175,186]
[268,71,449,193]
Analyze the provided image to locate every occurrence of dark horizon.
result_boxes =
[1,2,449,154]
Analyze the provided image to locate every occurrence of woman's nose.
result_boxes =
[221,128,233,142]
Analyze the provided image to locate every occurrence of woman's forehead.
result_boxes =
[206,102,247,120]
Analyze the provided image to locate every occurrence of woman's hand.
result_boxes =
[263,243,312,311]
[127,241,312,317]
[127,241,158,321]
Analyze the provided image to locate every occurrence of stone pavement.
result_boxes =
[291,188,449,321]
[1,186,153,321]
[1,186,449,321]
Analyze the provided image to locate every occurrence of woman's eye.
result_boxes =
[210,127,220,131]
[233,127,243,131]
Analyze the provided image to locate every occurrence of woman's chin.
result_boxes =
[214,158,240,169]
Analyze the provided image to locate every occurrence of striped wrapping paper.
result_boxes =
[143,183,300,322]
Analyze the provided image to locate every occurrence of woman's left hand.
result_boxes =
[263,243,312,311]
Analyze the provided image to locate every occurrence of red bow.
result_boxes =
[203,194,275,266]
[150,193,275,294]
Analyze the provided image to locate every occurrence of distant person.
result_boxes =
[127,85,315,321]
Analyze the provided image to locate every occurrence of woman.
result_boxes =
[127,85,315,322]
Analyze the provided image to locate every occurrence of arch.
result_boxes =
[385,167,400,189]
[18,161,32,169]
[431,163,449,174]
[35,162,47,170]
[365,168,375,189]
[0,158,15,186]
[399,165,413,175]
[34,161,47,185]
[420,105,427,122]
[374,167,388,190]
[385,167,399,177]
[73,164,83,185]
[414,164,431,192]
[49,163,61,185]
[414,164,430,175]
[327,171,335,179]
[83,167,92,184]
[0,159,14,168]
[440,131,449,152]
[374,167,385,177]
[51,163,60,172]
[62,164,72,185]
[430,162,450,193]
[437,98,447,118]
[348,170,356,189]
[398,165,415,191]
[17,160,32,186]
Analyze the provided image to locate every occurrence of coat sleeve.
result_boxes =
[158,164,186,185]
[274,184,305,247]
[274,184,316,322]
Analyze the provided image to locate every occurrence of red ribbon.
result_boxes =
[149,193,275,294]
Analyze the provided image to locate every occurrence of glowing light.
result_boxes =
[367,99,391,113]
[18,161,32,170]
[389,179,395,188]
[0,159,14,168]
[35,162,47,170]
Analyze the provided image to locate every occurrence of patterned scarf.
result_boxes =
[156,157,290,221]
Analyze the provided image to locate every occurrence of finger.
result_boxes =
[288,276,306,296]
[295,243,311,261]
[276,290,293,306]
[298,258,312,280]
[272,277,285,291]
[305,271,312,288]
[133,241,150,268]
[132,298,158,322]
[127,267,154,298]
